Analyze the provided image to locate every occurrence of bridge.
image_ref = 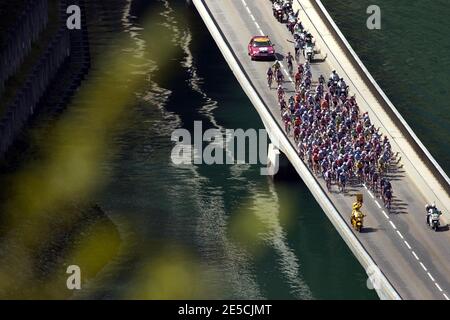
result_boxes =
[192,0,450,300]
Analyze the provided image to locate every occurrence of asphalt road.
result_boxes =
[201,0,450,299]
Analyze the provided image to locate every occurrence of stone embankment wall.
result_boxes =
[0,0,90,157]
[0,0,49,95]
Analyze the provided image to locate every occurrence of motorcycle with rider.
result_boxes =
[425,203,442,231]
[351,194,366,232]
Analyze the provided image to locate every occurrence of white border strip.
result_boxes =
[193,0,401,300]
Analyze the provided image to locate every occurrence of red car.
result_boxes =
[247,36,276,61]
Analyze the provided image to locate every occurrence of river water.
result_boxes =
[83,0,375,299]
[2,0,447,299]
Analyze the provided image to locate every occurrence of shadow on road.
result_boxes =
[275,52,284,61]
[437,225,450,232]
[361,227,377,234]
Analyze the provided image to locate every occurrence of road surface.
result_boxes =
[198,0,450,299]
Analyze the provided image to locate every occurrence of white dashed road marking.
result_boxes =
[404,241,412,250]
[389,221,397,230]
[427,273,435,282]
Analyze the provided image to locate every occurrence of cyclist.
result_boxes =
[277,84,285,100]
[276,68,284,85]
[294,38,302,60]
[294,69,302,91]
[318,74,325,85]
[272,60,281,72]
[267,67,274,88]
[286,52,294,74]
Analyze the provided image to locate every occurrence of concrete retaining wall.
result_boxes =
[0,0,91,157]
[0,0,49,96]
[0,28,70,155]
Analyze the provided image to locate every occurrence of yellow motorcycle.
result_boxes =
[351,210,365,232]
[351,195,366,232]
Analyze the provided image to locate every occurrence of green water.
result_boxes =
[3,0,447,300]
[81,0,377,299]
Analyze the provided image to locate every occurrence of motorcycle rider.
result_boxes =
[329,70,339,82]
[425,202,438,226]
[351,200,365,228]
[337,77,347,89]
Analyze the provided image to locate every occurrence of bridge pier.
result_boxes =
[266,143,280,177]
[267,143,298,180]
